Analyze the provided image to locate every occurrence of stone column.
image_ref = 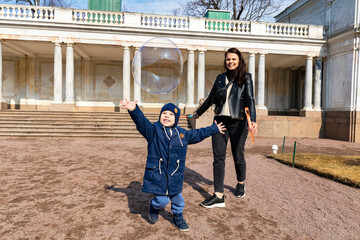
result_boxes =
[197,50,205,102]
[122,46,131,101]
[303,56,313,110]
[65,43,74,103]
[0,40,2,102]
[186,50,195,112]
[133,47,142,103]
[256,53,267,114]
[0,40,6,110]
[248,53,256,93]
[53,41,63,103]
[314,57,322,110]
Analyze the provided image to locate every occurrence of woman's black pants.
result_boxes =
[212,116,249,193]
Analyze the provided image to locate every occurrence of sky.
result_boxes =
[73,0,297,22]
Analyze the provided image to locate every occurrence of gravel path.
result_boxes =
[0,136,359,239]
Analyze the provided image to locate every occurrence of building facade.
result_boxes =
[276,0,360,142]
[0,3,336,140]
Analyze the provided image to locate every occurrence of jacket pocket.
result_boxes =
[144,157,162,182]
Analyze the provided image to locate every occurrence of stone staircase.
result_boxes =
[0,110,191,138]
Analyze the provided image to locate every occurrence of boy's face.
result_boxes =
[160,110,175,127]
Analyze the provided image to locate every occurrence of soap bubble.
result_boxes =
[132,37,183,94]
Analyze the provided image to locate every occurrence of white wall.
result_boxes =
[276,0,356,37]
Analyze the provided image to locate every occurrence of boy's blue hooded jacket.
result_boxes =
[129,104,219,196]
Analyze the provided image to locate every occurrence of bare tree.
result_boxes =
[172,7,181,16]
[0,0,75,7]
[182,0,280,21]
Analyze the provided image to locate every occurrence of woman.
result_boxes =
[192,47,257,208]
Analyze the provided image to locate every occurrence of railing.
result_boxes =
[140,14,189,29]
[266,23,309,37]
[0,4,54,20]
[205,19,250,33]
[73,9,124,25]
[0,4,324,39]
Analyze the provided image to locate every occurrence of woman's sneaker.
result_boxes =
[235,183,245,198]
[200,194,225,208]
[172,213,190,231]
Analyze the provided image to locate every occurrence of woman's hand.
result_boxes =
[191,112,199,119]
[215,120,226,135]
[120,98,138,111]
[249,121,257,134]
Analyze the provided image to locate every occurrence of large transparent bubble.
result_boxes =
[132,37,183,94]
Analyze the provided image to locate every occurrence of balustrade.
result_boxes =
[266,23,309,37]
[72,9,124,25]
[205,19,250,33]
[0,4,54,20]
[140,14,189,29]
[0,4,323,39]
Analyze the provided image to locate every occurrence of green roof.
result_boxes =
[88,0,122,12]
[204,9,231,20]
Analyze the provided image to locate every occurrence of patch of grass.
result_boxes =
[269,153,360,188]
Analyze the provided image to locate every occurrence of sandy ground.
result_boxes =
[0,136,360,240]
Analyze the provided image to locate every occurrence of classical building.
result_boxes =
[276,0,360,142]
[1,2,345,141]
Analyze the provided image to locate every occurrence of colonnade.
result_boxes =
[0,40,323,112]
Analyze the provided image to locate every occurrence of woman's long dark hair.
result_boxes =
[224,48,247,85]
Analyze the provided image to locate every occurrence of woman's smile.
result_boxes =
[225,53,240,70]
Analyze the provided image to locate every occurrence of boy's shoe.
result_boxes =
[172,213,190,231]
[200,194,225,208]
[235,183,245,198]
[148,203,159,224]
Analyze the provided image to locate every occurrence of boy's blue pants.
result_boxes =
[151,192,184,214]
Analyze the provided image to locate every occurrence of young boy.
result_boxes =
[120,98,225,231]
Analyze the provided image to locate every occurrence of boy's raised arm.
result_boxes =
[186,121,226,144]
[120,98,137,111]
[120,98,154,141]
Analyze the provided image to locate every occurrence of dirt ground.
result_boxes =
[0,136,359,240]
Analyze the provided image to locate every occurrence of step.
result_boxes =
[0,110,192,138]
[0,133,143,138]
[0,125,138,130]
[0,129,140,134]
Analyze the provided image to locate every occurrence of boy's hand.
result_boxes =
[120,98,138,111]
[215,120,226,135]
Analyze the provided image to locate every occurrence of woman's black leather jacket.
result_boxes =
[195,72,256,122]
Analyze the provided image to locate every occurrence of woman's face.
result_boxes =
[225,53,240,71]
